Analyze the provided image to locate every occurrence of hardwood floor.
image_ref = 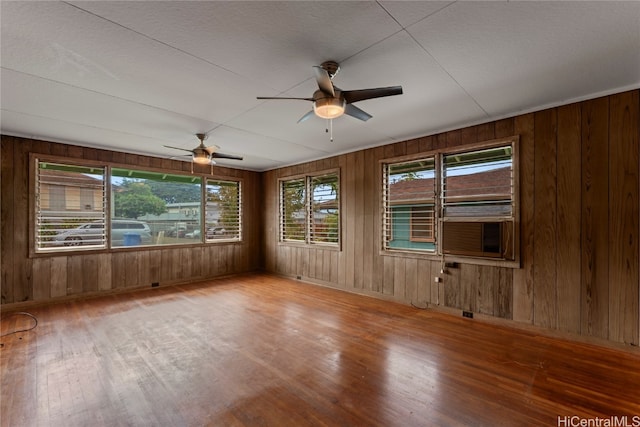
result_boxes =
[1,274,639,427]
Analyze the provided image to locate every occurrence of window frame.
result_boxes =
[278,169,341,249]
[440,143,515,221]
[110,167,204,248]
[309,172,340,245]
[279,177,307,243]
[383,155,437,254]
[380,136,519,267]
[30,154,244,256]
[33,158,108,253]
[204,177,243,243]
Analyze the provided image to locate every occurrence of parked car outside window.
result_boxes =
[206,227,226,239]
[184,227,226,239]
[53,220,152,247]
[185,229,201,239]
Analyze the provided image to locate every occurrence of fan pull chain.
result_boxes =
[325,119,334,142]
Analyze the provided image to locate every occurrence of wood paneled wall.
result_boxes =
[1,90,638,346]
[263,90,640,346]
[0,136,263,305]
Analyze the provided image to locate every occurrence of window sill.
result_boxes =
[380,248,520,268]
[30,240,244,258]
[278,241,341,251]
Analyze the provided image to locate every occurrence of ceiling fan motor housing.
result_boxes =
[192,147,211,164]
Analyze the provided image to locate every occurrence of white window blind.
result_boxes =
[280,172,340,245]
[383,158,436,251]
[280,178,306,241]
[442,145,513,219]
[35,161,106,251]
[206,179,242,241]
[310,174,339,244]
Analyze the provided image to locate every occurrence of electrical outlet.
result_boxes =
[462,311,473,319]
[296,275,302,280]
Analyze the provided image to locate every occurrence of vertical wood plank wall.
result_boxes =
[0,137,263,304]
[263,90,640,345]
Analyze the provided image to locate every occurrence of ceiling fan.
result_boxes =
[164,133,243,165]
[257,60,403,123]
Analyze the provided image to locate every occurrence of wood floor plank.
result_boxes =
[1,274,639,427]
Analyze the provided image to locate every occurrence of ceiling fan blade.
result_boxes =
[164,145,194,153]
[211,152,243,161]
[297,110,315,124]
[344,104,372,122]
[257,96,314,101]
[342,86,403,104]
[204,145,221,155]
[312,66,335,97]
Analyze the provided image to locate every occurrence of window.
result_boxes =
[280,178,307,242]
[382,137,518,262]
[383,157,436,252]
[310,174,339,244]
[35,158,245,252]
[205,179,242,242]
[442,145,513,218]
[35,161,106,252]
[280,171,340,246]
[111,168,201,247]
[441,144,515,259]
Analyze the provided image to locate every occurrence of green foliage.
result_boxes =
[208,182,239,233]
[113,180,167,219]
[399,171,420,181]
[312,212,338,243]
[146,181,201,204]
[282,180,306,240]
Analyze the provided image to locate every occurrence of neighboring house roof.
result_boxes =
[444,167,511,199]
[314,199,339,210]
[389,179,435,204]
[39,169,103,187]
[389,167,511,203]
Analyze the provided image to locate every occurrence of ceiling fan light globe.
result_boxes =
[313,98,345,119]
[192,152,211,164]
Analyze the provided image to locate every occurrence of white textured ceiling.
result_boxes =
[2,1,639,171]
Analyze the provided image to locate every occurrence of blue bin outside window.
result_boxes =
[123,232,141,246]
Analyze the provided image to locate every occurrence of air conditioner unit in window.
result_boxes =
[441,221,514,260]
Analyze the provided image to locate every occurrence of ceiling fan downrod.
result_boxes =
[320,60,340,80]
